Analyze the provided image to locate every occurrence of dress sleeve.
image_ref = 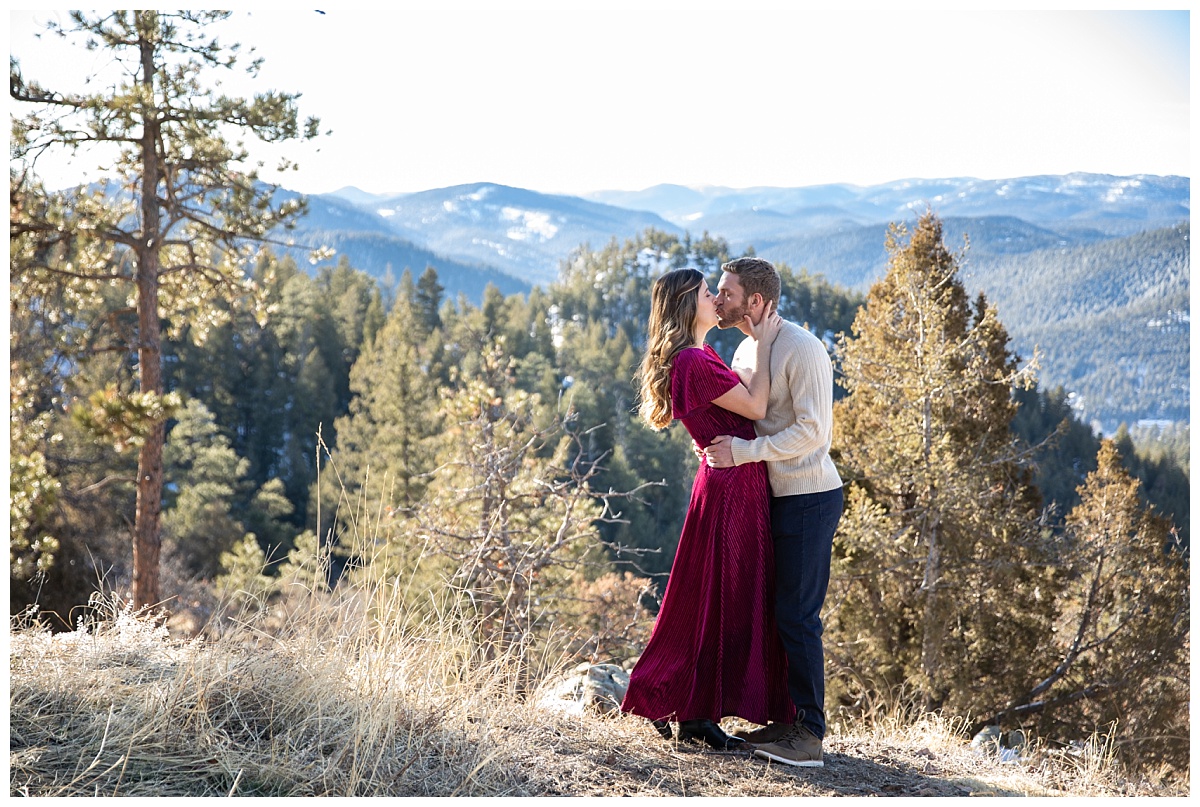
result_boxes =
[670,346,742,420]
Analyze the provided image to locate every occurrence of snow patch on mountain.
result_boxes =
[1104,178,1142,203]
[501,207,558,241]
[472,236,510,258]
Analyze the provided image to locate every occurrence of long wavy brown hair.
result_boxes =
[636,268,705,430]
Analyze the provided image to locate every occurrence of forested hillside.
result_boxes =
[967,224,1190,429]
[280,180,1190,432]
[276,192,531,302]
[758,220,1189,431]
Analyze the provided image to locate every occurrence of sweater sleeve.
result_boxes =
[729,336,831,465]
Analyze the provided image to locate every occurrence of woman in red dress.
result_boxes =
[621,268,796,750]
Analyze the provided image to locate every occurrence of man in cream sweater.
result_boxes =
[705,257,844,768]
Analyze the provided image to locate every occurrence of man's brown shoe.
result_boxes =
[752,724,824,767]
[733,722,793,744]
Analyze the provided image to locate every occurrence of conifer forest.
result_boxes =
[9,11,1190,780]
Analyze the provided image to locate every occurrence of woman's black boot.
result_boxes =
[677,719,746,750]
[650,719,673,740]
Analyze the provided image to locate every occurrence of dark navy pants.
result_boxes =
[770,486,844,740]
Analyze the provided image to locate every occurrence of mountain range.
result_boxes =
[587,174,1188,235]
[356,183,675,286]
[312,173,1186,292]
[285,173,1187,431]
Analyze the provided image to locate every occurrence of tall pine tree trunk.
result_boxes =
[133,23,164,609]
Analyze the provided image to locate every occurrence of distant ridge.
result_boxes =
[323,182,681,286]
[325,186,405,206]
[278,191,529,303]
[585,174,1188,238]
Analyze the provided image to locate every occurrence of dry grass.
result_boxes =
[8,591,1188,797]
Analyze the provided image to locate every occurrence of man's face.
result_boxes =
[715,272,750,330]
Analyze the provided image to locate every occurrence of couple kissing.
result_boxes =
[621,257,844,768]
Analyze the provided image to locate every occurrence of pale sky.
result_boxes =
[8,3,1192,196]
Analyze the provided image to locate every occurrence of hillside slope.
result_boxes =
[280,192,531,301]
[969,224,1190,428]
[9,607,1175,797]
[759,221,1189,430]
[363,183,682,285]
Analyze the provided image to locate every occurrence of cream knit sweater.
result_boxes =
[729,320,843,497]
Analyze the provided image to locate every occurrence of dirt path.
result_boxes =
[494,712,1158,797]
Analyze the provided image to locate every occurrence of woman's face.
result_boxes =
[693,283,719,333]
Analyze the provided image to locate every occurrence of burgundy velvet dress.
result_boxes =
[621,344,796,726]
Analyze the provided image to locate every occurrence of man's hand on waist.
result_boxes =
[704,435,736,468]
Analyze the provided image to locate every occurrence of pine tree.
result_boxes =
[1111,425,1190,549]
[161,400,247,577]
[831,211,1053,713]
[319,278,442,555]
[11,178,148,616]
[971,440,1189,773]
[214,534,276,610]
[11,11,320,607]
[415,266,445,336]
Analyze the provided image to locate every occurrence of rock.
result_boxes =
[582,663,630,714]
[970,726,1002,751]
[538,663,631,715]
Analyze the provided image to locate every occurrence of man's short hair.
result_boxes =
[721,256,781,306]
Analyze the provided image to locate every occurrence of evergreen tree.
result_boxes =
[162,399,296,578]
[11,11,320,607]
[244,478,298,562]
[830,211,1053,713]
[10,178,139,619]
[313,258,385,414]
[525,286,556,362]
[972,441,1189,773]
[318,278,442,553]
[415,266,445,336]
[162,399,246,578]
[480,283,507,337]
[1111,424,1190,550]
[214,534,275,610]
